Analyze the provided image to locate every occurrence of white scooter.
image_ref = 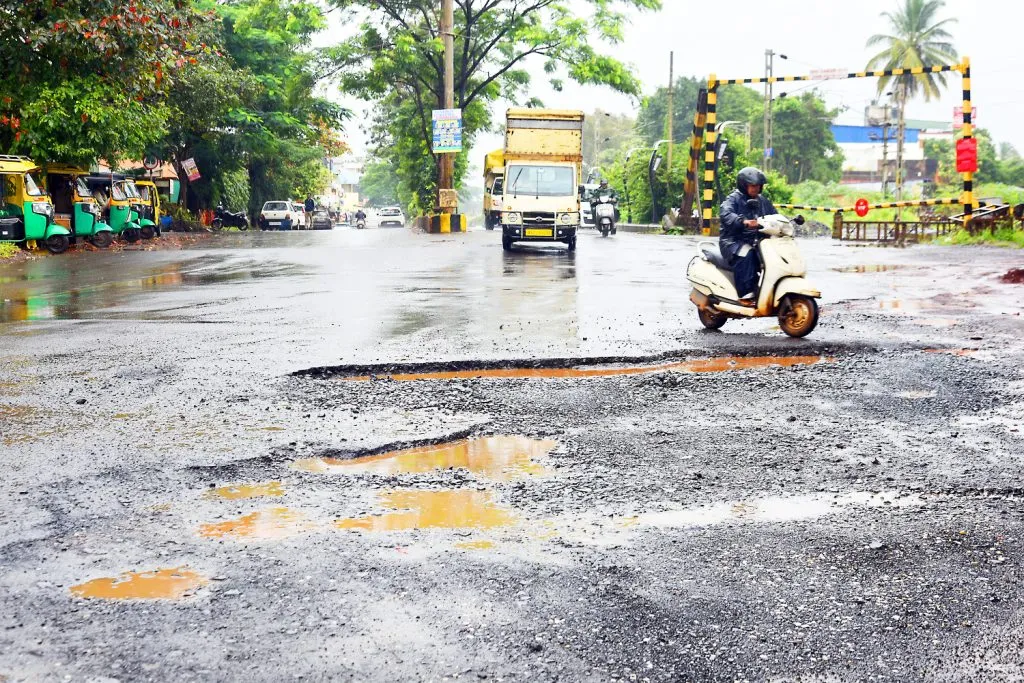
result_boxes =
[686,211,821,337]
[593,195,617,237]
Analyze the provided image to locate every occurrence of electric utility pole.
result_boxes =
[763,50,774,172]
[667,52,674,176]
[437,0,455,211]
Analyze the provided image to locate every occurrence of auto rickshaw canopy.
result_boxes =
[0,155,42,175]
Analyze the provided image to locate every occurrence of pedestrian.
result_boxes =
[304,195,315,229]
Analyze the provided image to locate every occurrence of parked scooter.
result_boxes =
[592,194,617,237]
[686,209,821,337]
[211,204,249,231]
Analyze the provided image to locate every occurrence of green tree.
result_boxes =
[750,94,843,184]
[583,110,636,173]
[634,79,761,147]
[0,0,216,163]
[330,0,660,214]
[866,0,958,199]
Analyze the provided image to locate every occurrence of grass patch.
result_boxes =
[937,226,1024,248]
[0,242,20,259]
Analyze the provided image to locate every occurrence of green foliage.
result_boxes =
[0,242,20,259]
[219,168,251,211]
[0,0,216,162]
[359,159,403,207]
[938,226,1024,248]
[866,0,958,100]
[332,0,660,211]
[635,79,761,147]
[925,130,1024,187]
[749,94,843,184]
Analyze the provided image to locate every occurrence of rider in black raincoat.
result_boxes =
[719,167,776,301]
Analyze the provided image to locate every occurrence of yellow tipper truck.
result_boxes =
[483,149,504,230]
[499,109,584,252]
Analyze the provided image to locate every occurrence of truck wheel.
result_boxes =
[91,231,113,249]
[45,234,70,254]
[778,295,819,338]
[502,236,513,251]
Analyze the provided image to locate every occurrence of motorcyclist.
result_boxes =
[354,208,367,225]
[588,179,618,204]
[719,167,776,303]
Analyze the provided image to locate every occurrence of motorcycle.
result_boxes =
[211,204,249,231]
[592,194,617,237]
[685,207,821,338]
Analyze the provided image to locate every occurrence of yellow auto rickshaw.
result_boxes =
[83,174,142,243]
[122,179,158,239]
[42,164,115,248]
[134,179,162,236]
[0,155,71,254]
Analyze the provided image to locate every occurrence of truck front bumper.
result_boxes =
[502,224,577,241]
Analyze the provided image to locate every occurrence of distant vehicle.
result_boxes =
[579,183,599,227]
[311,208,333,230]
[291,202,306,229]
[483,149,504,230]
[259,201,295,230]
[377,206,406,227]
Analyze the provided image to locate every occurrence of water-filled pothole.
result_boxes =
[204,481,285,500]
[292,436,557,481]
[834,264,910,273]
[198,507,315,540]
[335,489,518,532]
[339,356,831,382]
[70,567,206,600]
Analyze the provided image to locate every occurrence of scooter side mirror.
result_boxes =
[793,215,805,225]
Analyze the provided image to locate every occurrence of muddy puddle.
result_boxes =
[198,507,315,540]
[70,567,206,600]
[340,356,831,382]
[204,481,285,500]
[833,264,912,273]
[633,490,926,529]
[292,436,557,481]
[1000,268,1024,284]
[335,489,518,532]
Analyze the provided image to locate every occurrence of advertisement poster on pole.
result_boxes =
[432,109,463,153]
[181,158,201,182]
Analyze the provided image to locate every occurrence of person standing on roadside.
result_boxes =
[304,194,315,229]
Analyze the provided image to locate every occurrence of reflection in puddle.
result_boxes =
[341,356,831,382]
[198,507,315,539]
[898,389,938,399]
[636,491,925,529]
[454,540,497,550]
[292,436,557,481]
[70,567,206,600]
[335,489,518,532]
[204,481,285,500]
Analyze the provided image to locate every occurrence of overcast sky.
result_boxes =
[321,0,1023,164]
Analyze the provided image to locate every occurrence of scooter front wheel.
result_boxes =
[778,295,819,338]
[698,307,727,330]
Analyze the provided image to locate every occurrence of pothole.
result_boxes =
[204,481,285,500]
[335,489,518,532]
[334,356,831,382]
[833,264,911,273]
[70,567,207,600]
[198,507,316,540]
[292,435,557,481]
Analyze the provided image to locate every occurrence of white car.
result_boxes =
[376,206,406,228]
[259,200,297,230]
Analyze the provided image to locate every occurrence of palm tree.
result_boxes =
[865,0,958,208]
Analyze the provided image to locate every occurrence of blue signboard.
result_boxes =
[432,108,463,153]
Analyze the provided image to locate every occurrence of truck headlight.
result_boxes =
[504,212,522,224]
[558,212,579,225]
[32,202,53,216]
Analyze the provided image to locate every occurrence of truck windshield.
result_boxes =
[506,165,574,197]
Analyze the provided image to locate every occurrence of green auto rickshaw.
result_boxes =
[42,164,115,248]
[0,155,72,254]
[83,174,142,243]
[122,179,158,240]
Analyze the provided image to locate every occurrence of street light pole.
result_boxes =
[437,0,455,213]
[650,139,668,225]
[763,49,787,172]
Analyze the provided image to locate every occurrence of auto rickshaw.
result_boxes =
[83,174,142,243]
[41,164,115,248]
[133,179,162,237]
[0,155,71,254]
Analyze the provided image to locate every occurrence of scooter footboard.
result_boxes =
[773,276,821,306]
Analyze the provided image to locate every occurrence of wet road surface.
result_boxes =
[2,227,1024,681]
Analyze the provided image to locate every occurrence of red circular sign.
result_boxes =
[855,198,869,218]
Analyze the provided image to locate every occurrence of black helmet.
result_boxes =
[736,167,768,192]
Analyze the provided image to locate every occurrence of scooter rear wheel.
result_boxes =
[698,307,727,330]
[778,295,819,338]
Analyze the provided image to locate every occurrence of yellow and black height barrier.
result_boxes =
[681,88,707,222]
[696,59,975,228]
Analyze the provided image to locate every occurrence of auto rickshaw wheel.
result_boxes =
[140,225,156,240]
[123,228,140,243]
[45,234,70,254]
[91,231,114,249]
